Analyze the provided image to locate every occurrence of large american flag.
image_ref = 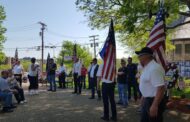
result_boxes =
[146,7,167,71]
[100,19,116,82]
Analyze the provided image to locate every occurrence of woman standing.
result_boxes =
[28,58,40,95]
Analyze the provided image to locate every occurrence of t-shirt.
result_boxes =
[81,67,87,76]
[47,63,57,75]
[28,64,39,76]
[13,65,23,74]
[0,77,10,91]
[126,63,137,82]
[117,67,127,84]
[139,60,165,97]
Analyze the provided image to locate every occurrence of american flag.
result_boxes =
[100,19,116,82]
[146,7,167,71]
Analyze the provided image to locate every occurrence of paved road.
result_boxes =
[0,88,190,122]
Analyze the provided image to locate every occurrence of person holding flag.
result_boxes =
[136,3,167,122]
[97,19,117,121]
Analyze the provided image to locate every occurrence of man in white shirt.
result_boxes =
[135,47,166,122]
[12,60,24,87]
[72,58,82,94]
[89,58,101,100]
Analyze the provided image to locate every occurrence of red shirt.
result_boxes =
[81,67,87,76]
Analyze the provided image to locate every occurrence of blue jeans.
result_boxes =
[0,92,13,107]
[47,74,56,91]
[118,83,128,105]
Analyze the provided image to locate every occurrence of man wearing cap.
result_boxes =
[135,47,166,122]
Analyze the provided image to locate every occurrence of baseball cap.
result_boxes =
[135,47,153,56]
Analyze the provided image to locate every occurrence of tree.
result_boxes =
[57,41,93,70]
[75,0,189,53]
[0,5,6,64]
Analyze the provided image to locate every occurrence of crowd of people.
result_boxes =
[0,47,170,122]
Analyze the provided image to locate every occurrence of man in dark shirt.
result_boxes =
[126,57,138,102]
[117,59,128,107]
[47,58,57,92]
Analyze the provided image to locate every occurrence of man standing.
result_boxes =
[97,63,117,121]
[89,58,101,100]
[72,58,82,94]
[135,47,166,122]
[117,59,128,107]
[13,60,24,87]
[126,57,138,102]
[47,58,57,92]
[58,62,66,89]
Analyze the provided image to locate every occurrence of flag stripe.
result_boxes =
[104,45,113,79]
[147,7,167,71]
[102,45,112,78]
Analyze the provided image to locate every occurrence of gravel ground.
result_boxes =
[0,84,190,122]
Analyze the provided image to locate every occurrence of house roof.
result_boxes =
[171,38,190,41]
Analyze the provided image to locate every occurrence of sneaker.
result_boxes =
[23,100,27,103]
[20,101,24,104]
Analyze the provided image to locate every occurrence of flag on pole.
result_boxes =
[46,53,50,72]
[15,48,18,60]
[146,6,167,71]
[73,44,77,61]
[100,19,116,82]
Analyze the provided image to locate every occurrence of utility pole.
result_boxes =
[89,35,99,58]
[39,22,47,73]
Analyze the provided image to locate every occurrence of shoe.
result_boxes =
[2,107,13,113]
[23,100,27,103]
[89,97,95,99]
[20,101,24,104]
[72,92,77,94]
[100,116,109,121]
[52,90,56,92]
[110,117,117,121]
[47,89,52,91]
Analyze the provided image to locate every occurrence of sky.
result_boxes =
[0,0,127,59]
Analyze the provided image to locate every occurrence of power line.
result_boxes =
[46,30,89,39]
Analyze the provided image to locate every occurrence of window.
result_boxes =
[185,44,190,54]
[175,44,182,55]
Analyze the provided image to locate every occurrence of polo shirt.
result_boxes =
[139,60,165,97]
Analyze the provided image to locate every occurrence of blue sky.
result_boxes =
[0,0,127,59]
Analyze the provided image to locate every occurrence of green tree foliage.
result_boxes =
[0,5,6,64]
[76,0,188,53]
[57,41,93,70]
